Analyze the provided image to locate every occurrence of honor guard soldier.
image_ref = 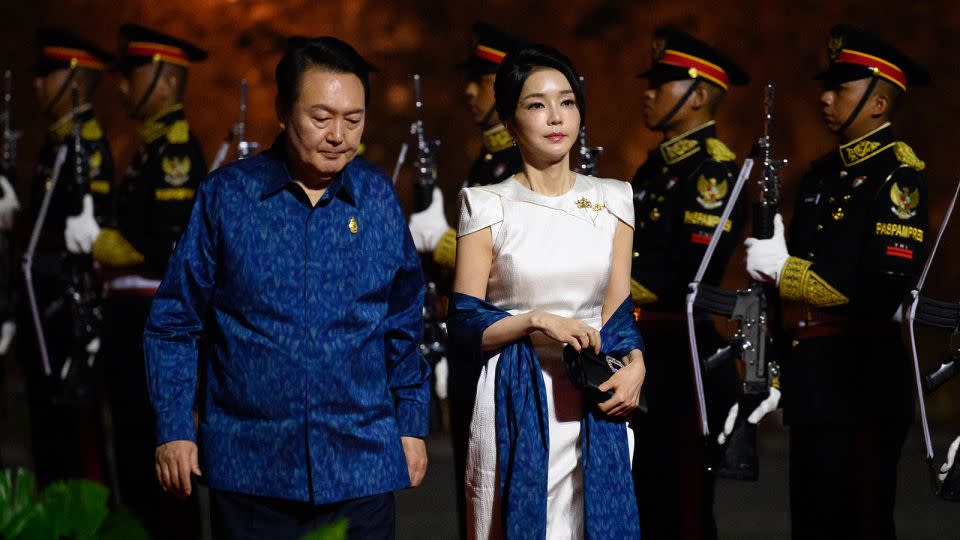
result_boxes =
[405,21,524,539]
[628,28,749,540]
[63,23,207,537]
[20,27,115,487]
[744,25,929,538]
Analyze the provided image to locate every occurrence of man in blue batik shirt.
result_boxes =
[144,36,430,539]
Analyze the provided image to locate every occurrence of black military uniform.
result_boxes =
[91,23,207,538]
[628,28,749,540]
[438,21,524,540]
[19,28,115,487]
[775,26,928,539]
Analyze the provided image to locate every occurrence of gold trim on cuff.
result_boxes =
[92,228,145,267]
[432,228,457,269]
[778,256,848,307]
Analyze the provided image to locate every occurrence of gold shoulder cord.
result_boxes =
[92,229,145,267]
[432,228,458,269]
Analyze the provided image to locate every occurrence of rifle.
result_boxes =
[1,70,21,323]
[575,76,603,176]
[209,79,259,172]
[902,177,960,500]
[409,74,440,212]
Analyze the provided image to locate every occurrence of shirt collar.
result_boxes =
[838,121,894,168]
[658,120,716,166]
[49,103,94,142]
[481,124,514,153]
[260,135,358,206]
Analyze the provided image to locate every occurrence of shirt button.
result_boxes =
[843,194,851,202]
[792,339,800,348]
[839,170,849,178]
[808,252,815,258]
[633,251,640,258]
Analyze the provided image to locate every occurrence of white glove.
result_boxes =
[408,187,450,253]
[744,214,789,284]
[0,175,20,232]
[718,387,781,445]
[64,194,101,254]
[939,435,960,484]
[434,356,449,400]
[85,337,100,368]
[0,320,14,355]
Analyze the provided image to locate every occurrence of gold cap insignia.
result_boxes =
[162,155,192,186]
[348,216,359,234]
[828,34,844,61]
[696,175,728,210]
[890,182,920,220]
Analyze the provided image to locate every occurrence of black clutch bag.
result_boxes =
[562,346,648,413]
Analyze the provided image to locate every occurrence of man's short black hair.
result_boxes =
[275,36,373,111]
[493,44,585,122]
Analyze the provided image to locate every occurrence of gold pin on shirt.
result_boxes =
[348,217,359,234]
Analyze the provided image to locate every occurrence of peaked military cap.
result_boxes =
[817,25,930,91]
[116,23,208,73]
[35,27,114,76]
[637,27,749,91]
[456,21,525,76]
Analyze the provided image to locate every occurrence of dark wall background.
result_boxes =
[3,0,960,418]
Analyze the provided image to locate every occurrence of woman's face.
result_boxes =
[280,67,365,180]
[507,68,580,165]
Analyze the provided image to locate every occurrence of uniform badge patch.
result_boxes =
[652,38,666,62]
[696,175,728,210]
[889,182,920,220]
[162,156,192,186]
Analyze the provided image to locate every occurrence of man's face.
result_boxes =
[820,78,873,135]
[34,69,72,117]
[642,78,694,130]
[120,62,178,119]
[464,73,499,127]
[281,68,365,180]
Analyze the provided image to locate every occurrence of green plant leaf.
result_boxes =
[97,506,150,540]
[40,479,109,539]
[301,517,349,540]
[1,468,44,539]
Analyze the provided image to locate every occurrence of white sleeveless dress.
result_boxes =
[457,174,635,540]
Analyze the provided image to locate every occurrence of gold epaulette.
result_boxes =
[630,279,659,305]
[893,141,925,171]
[778,256,848,307]
[705,138,736,162]
[432,228,457,269]
[166,120,190,144]
[81,119,103,141]
[92,228,145,267]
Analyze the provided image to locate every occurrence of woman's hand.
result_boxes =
[597,350,646,417]
[530,311,601,353]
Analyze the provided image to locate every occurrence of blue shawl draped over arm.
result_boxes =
[447,293,643,539]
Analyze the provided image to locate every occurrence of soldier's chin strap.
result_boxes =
[132,62,164,118]
[653,79,701,132]
[43,68,77,116]
[836,76,879,135]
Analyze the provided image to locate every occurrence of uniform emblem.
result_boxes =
[828,34,844,61]
[652,38,666,62]
[162,156,192,186]
[88,150,102,178]
[890,182,920,219]
[696,175,728,210]
[348,216,359,234]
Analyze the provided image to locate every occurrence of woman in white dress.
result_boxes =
[449,45,646,539]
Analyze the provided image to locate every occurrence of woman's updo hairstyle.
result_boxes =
[493,44,585,122]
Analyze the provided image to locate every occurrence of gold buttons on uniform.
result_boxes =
[649,208,661,221]
[828,196,836,204]
[839,170,848,178]
[792,339,800,348]
[633,251,640,258]
[832,208,844,221]
[843,194,851,202]
[816,224,824,230]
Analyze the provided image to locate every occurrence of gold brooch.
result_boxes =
[348,217,359,234]
[575,197,605,212]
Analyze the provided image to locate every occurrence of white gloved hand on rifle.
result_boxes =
[408,187,449,253]
[0,175,20,232]
[938,435,960,484]
[64,194,100,254]
[744,213,789,285]
[717,387,781,446]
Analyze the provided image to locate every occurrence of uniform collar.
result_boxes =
[838,121,894,168]
[658,120,716,165]
[481,124,514,153]
[138,103,185,144]
[260,135,357,206]
[48,103,94,142]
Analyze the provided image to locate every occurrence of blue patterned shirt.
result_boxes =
[144,138,430,504]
